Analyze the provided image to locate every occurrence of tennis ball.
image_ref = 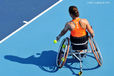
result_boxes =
[54,40,57,44]
[62,44,66,48]
[61,57,65,61]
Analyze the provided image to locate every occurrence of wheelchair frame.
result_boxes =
[56,36,103,76]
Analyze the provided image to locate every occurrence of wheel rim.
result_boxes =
[56,37,70,68]
[89,37,103,66]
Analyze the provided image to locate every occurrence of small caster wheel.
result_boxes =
[78,71,82,76]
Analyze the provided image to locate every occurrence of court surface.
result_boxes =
[0,0,114,76]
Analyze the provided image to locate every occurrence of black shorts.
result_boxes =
[70,34,88,50]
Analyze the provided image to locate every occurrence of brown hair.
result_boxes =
[69,6,79,17]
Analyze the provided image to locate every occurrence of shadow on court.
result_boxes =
[4,50,58,73]
[4,50,100,74]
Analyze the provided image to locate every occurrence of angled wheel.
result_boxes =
[89,36,103,66]
[56,37,70,68]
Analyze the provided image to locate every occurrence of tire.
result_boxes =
[56,37,70,68]
[89,37,103,66]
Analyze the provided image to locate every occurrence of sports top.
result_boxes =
[71,18,87,37]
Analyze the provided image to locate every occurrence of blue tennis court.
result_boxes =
[0,0,114,76]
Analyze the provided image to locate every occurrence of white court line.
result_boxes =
[0,0,63,44]
[23,21,28,24]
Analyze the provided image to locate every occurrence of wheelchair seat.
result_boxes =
[70,33,88,50]
[71,41,88,50]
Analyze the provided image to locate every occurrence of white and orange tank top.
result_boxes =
[71,18,87,37]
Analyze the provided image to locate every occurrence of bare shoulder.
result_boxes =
[80,18,89,24]
[65,21,74,27]
[66,21,73,25]
[65,21,74,30]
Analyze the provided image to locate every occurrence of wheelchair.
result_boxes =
[56,36,103,76]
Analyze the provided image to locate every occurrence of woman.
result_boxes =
[56,6,94,50]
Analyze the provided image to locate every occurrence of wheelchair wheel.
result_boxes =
[56,37,70,68]
[89,37,103,66]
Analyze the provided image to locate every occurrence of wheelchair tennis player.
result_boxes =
[56,6,94,50]
[55,6,103,76]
